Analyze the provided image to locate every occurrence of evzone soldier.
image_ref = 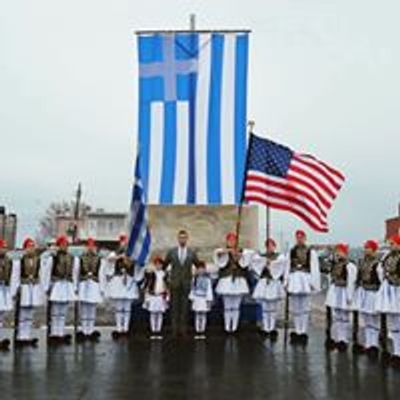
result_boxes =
[42,235,78,345]
[214,232,251,334]
[353,240,381,357]
[76,238,106,342]
[325,243,357,352]
[142,256,169,340]
[189,261,214,339]
[251,238,287,340]
[13,238,46,347]
[376,234,400,368]
[286,230,321,344]
[106,235,140,339]
[0,240,13,351]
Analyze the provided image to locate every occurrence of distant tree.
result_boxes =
[36,201,91,245]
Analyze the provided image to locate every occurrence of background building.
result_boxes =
[385,204,400,239]
[0,206,17,248]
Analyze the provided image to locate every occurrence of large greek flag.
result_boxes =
[137,31,249,205]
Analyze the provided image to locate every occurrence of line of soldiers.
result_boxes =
[0,230,399,370]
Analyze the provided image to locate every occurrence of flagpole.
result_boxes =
[235,120,255,249]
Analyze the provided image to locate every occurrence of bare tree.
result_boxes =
[36,201,91,245]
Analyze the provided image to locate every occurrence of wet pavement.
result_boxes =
[0,326,399,400]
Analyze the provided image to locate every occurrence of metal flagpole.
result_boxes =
[235,120,255,248]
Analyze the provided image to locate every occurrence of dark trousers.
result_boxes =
[170,284,189,335]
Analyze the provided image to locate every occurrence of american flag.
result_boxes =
[244,134,345,232]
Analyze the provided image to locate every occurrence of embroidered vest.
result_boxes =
[261,252,279,280]
[0,255,12,285]
[21,254,41,284]
[358,255,380,291]
[382,251,400,287]
[115,257,135,277]
[330,258,348,287]
[80,251,101,281]
[290,245,311,273]
[52,251,74,281]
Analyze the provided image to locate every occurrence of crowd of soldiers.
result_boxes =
[0,229,399,369]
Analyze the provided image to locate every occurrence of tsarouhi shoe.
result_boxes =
[269,330,279,342]
[366,346,379,360]
[337,341,348,352]
[89,331,100,342]
[325,338,337,351]
[299,334,309,345]
[391,355,400,369]
[352,343,365,354]
[111,331,121,340]
[63,334,72,345]
[290,332,299,344]
[0,339,11,351]
[75,331,85,343]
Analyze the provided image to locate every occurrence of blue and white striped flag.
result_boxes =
[137,31,249,205]
[127,155,151,266]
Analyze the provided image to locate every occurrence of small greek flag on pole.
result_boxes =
[127,155,151,266]
[136,30,250,205]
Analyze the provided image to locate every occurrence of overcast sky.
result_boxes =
[1,0,399,246]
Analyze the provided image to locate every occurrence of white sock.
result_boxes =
[200,313,207,333]
[150,313,157,333]
[156,313,163,333]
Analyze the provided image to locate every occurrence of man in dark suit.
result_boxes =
[163,230,200,338]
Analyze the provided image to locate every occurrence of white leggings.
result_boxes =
[331,309,351,343]
[290,294,310,334]
[50,302,69,337]
[260,300,279,332]
[18,307,34,340]
[222,295,242,332]
[360,313,380,348]
[112,299,133,333]
[80,302,97,335]
[387,314,400,356]
[149,312,164,333]
[194,312,208,333]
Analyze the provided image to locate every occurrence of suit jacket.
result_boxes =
[163,247,200,289]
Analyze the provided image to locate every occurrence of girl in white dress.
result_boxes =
[251,238,287,340]
[189,261,213,339]
[143,256,169,339]
[215,232,251,333]
[106,236,140,339]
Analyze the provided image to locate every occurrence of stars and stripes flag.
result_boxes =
[244,134,345,232]
[137,31,249,205]
[127,155,151,266]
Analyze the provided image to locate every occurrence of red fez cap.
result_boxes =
[119,234,128,244]
[87,237,96,248]
[364,240,379,252]
[0,239,7,249]
[390,235,400,246]
[152,255,164,264]
[295,230,306,239]
[226,232,237,242]
[56,235,69,247]
[265,238,277,248]
[23,238,35,250]
[335,243,349,255]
